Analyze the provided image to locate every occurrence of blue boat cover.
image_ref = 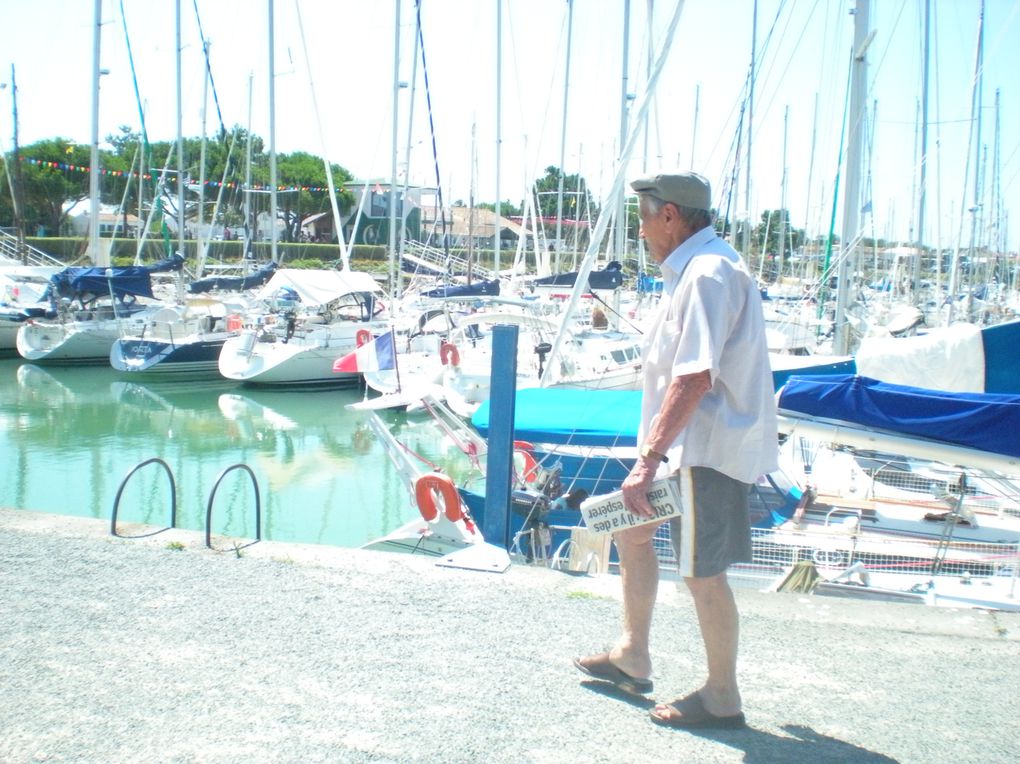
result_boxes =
[472,387,641,447]
[532,261,624,290]
[45,253,184,303]
[188,261,278,294]
[777,374,1020,459]
[981,319,1020,394]
[420,279,500,298]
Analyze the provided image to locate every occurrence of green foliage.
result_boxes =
[2,138,92,235]
[2,127,356,244]
[476,200,523,217]
[532,165,597,220]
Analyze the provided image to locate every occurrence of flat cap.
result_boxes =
[630,171,712,211]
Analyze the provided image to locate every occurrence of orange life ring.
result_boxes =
[414,472,464,522]
[513,449,540,484]
[439,341,460,367]
[356,329,372,347]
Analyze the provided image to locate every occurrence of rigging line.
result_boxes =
[754,0,825,131]
[699,0,786,175]
[414,0,451,266]
[118,0,152,167]
[294,0,350,268]
[191,0,227,140]
[743,0,789,119]
[818,43,855,322]
[864,0,909,99]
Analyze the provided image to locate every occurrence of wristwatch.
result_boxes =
[639,445,669,463]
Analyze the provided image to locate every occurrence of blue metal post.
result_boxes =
[483,324,518,548]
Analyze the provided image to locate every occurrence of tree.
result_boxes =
[275,151,354,241]
[532,166,596,220]
[476,200,522,217]
[1,129,356,246]
[754,209,805,281]
[1,138,94,236]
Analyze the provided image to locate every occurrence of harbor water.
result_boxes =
[0,357,466,548]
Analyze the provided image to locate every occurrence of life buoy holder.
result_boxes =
[440,341,460,367]
[356,329,372,347]
[414,472,464,523]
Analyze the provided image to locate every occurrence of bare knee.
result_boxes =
[612,522,663,552]
[684,572,732,602]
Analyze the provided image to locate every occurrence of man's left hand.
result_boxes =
[621,460,657,518]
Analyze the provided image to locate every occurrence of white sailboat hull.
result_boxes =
[17,312,155,364]
[218,321,388,387]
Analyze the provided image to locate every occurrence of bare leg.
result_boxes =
[683,572,742,716]
[606,524,662,680]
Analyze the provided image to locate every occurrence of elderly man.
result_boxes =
[574,172,778,730]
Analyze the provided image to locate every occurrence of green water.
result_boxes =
[0,358,463,548]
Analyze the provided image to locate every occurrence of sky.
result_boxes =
[2,0,1019,252]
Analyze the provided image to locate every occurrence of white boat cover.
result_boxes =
[255,269,382,308]
[854,323,984,392]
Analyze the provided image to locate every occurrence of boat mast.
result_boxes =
[778,104,788,280]
[613,0,631,264]
[494,0,502,278]
[89,0,108,267]
[243,72,253,271]
[175,0,185,268]
[804,92,818,283]
[196,38,210,281]
[742,0,757,261]
[912,0,930,306]
[947,0,984,326]
[554,0,574,273]
[268,0,279,264]
[690,83,698,171]
[6,65,26,261]
[832,0,872,356]
[388,0,400,302]
[399,12,421,287]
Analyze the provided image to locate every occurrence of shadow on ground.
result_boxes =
[581,681,899,763]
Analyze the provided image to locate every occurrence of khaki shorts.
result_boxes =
[668,466,752,578]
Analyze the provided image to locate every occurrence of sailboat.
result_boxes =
[15,255,182,364]
[109,262,277,380]
[217,268,389,387]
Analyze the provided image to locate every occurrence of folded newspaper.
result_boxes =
[579,478,683,535]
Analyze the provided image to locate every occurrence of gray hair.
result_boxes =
[639,193,714,230]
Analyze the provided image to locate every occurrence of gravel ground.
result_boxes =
[2,507,1019,764]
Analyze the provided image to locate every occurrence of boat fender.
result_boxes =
[440,342,460,367]
[414,472,464,523]
[356,329,372,347]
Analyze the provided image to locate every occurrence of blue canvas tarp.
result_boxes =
[472,387,641,447]
[981,319,1020,394]
[188,261,278,294]
[420,279,500,299]
[532,261,624,291]
[777,374,1020,459]
[45,253,184,303]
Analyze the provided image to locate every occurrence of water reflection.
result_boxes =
[0,359,457,549]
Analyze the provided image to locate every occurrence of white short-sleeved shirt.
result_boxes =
[639,226,779,484]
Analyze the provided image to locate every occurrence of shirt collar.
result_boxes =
[660,226,718,292]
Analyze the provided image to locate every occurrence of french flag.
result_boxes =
[333,330,397,373]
